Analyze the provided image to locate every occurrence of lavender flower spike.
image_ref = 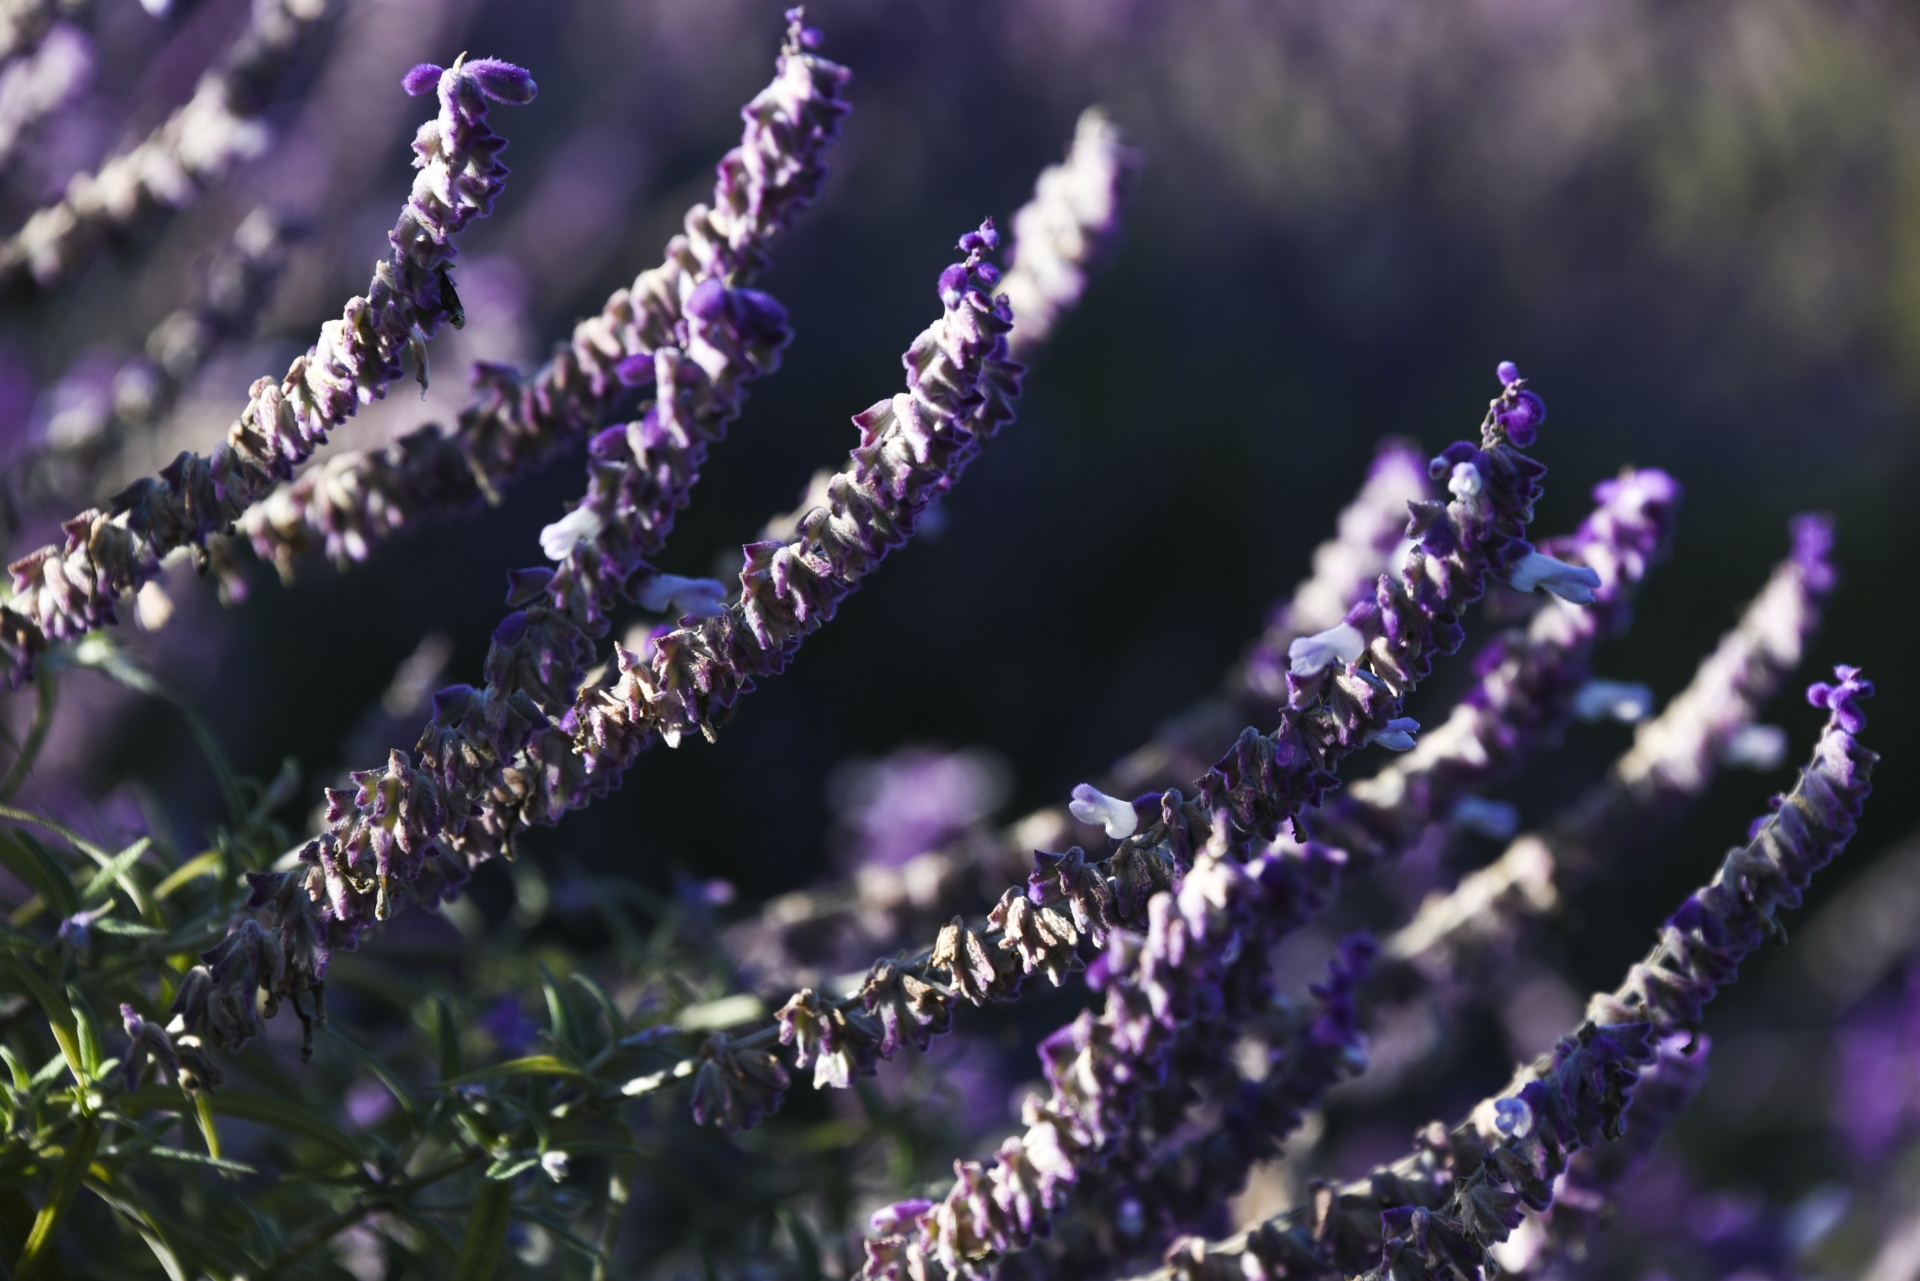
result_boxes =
[640,368,1543,1137]
[182,224,1019,1059]
[1000,107,1141,361]
[1385,514,1834,983]
[239,11,851,578]
[1310,467,1681,872]
[1347,670,1876,1281]
[0,55,531,684]
[0,0,326,288]
[1129,676,1872,1281]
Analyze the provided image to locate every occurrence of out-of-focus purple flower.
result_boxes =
[0,0,327,288]
[481,995,538,1055]
[829,746,1009,871]
[1000,108,1141,361]
[344,1078,396,1130]
[1832,962,1920,1161]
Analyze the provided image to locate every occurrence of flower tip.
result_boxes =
[957,219,999,256]
[1496,360,1521,386]
[401,63,445,97]
[1807,665,1873,732]
[465,58,537,104]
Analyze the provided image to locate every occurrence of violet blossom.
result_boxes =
[1384,514,1837,986]
[239,11,852,578]
[181,219,1020,1057]
[0,53,534,684]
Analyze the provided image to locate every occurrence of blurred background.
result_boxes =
[1,0,1917,1272]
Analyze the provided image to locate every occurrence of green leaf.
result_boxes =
[483,1153,540,1181]
[439,1055,589,1088]
[0,829,77,920]
[64,987,103,1080]
[571,973,627,1044]
[120,1085,362,1167]
[78,837,152,906]
[98,1143,258,1177]
[451,1176,514,1281]
[539,965,580,1060]
[0,953,83,1081]
[151,850,222,902]
[15,1116,97,1280]
[430,994,462,1082]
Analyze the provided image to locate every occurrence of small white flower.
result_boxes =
[1722,723,1789,772]
[539,506,605,561]
[636,573,729,618]
[1448,461,1483,502]
[540,1150,570,1183]
[1451,796,1520,841]
[1288,621,1365,676]
[1068,784,1138,841]
[1509,551,1602,604]
[1369,716,1420,752]
[1573,679,1653,723]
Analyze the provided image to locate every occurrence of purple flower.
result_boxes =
[0,52,535,684]
[239,13,853,578]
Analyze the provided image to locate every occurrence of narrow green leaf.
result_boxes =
[571,973,627,1043]
[539,965,579,1059]
[430,994,462,1081]
[439,1055,588,1088]
[0,830,77,919]
[64,987,103,1080]
[483,1153,540,1181]
[15,1116,97,1280]
[151,850,222,902]
[78,837,152,906]
[0,954,83,1081]
[451,1176,514,1281]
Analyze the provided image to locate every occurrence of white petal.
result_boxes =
[1288,622,1366,676]
[539,507,604,561]
[1068,784,1137,841]
[1509,551,1601,604]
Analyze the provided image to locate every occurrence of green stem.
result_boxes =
[590,1152,639,1281]
[0,670,55,804]
[452,1176,515,1281]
